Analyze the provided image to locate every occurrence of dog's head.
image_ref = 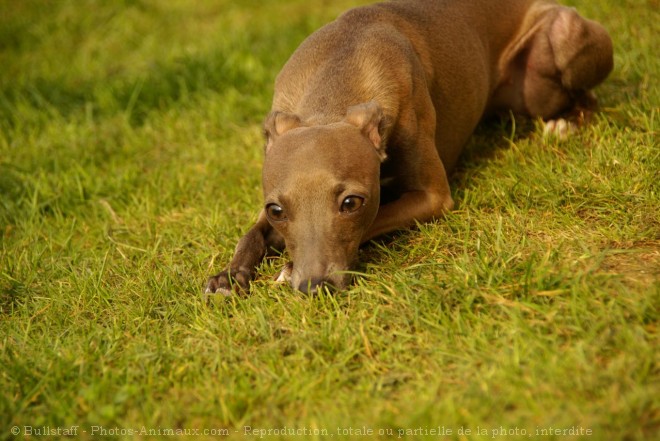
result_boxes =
[261,101,386,293]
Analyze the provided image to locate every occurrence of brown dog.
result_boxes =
[206,0,613,294]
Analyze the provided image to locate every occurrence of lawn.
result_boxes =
[0,0,657,440]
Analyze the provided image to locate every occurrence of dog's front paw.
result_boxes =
[204,267,253,297]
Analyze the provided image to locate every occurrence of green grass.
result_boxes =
[0,0,657,440]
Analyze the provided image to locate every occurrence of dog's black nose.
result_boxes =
[297,277,328,294]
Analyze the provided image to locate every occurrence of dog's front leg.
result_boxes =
[363,138,455,241]
[205,211,284,296]
[364,188,454,242]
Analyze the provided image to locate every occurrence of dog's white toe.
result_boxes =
[203,287,233,297]
[543,118,576,140]
[275,262,293,283]
[215,287,233,296]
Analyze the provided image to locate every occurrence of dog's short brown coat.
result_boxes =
[206,0,613,294]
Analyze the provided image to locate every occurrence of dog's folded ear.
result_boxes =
[344,101,387,162]
[263,111,303,152]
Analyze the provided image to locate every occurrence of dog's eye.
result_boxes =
[266,203,287,221]
[340,196,364,213]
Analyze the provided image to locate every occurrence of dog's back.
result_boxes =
[272,0,540,171]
